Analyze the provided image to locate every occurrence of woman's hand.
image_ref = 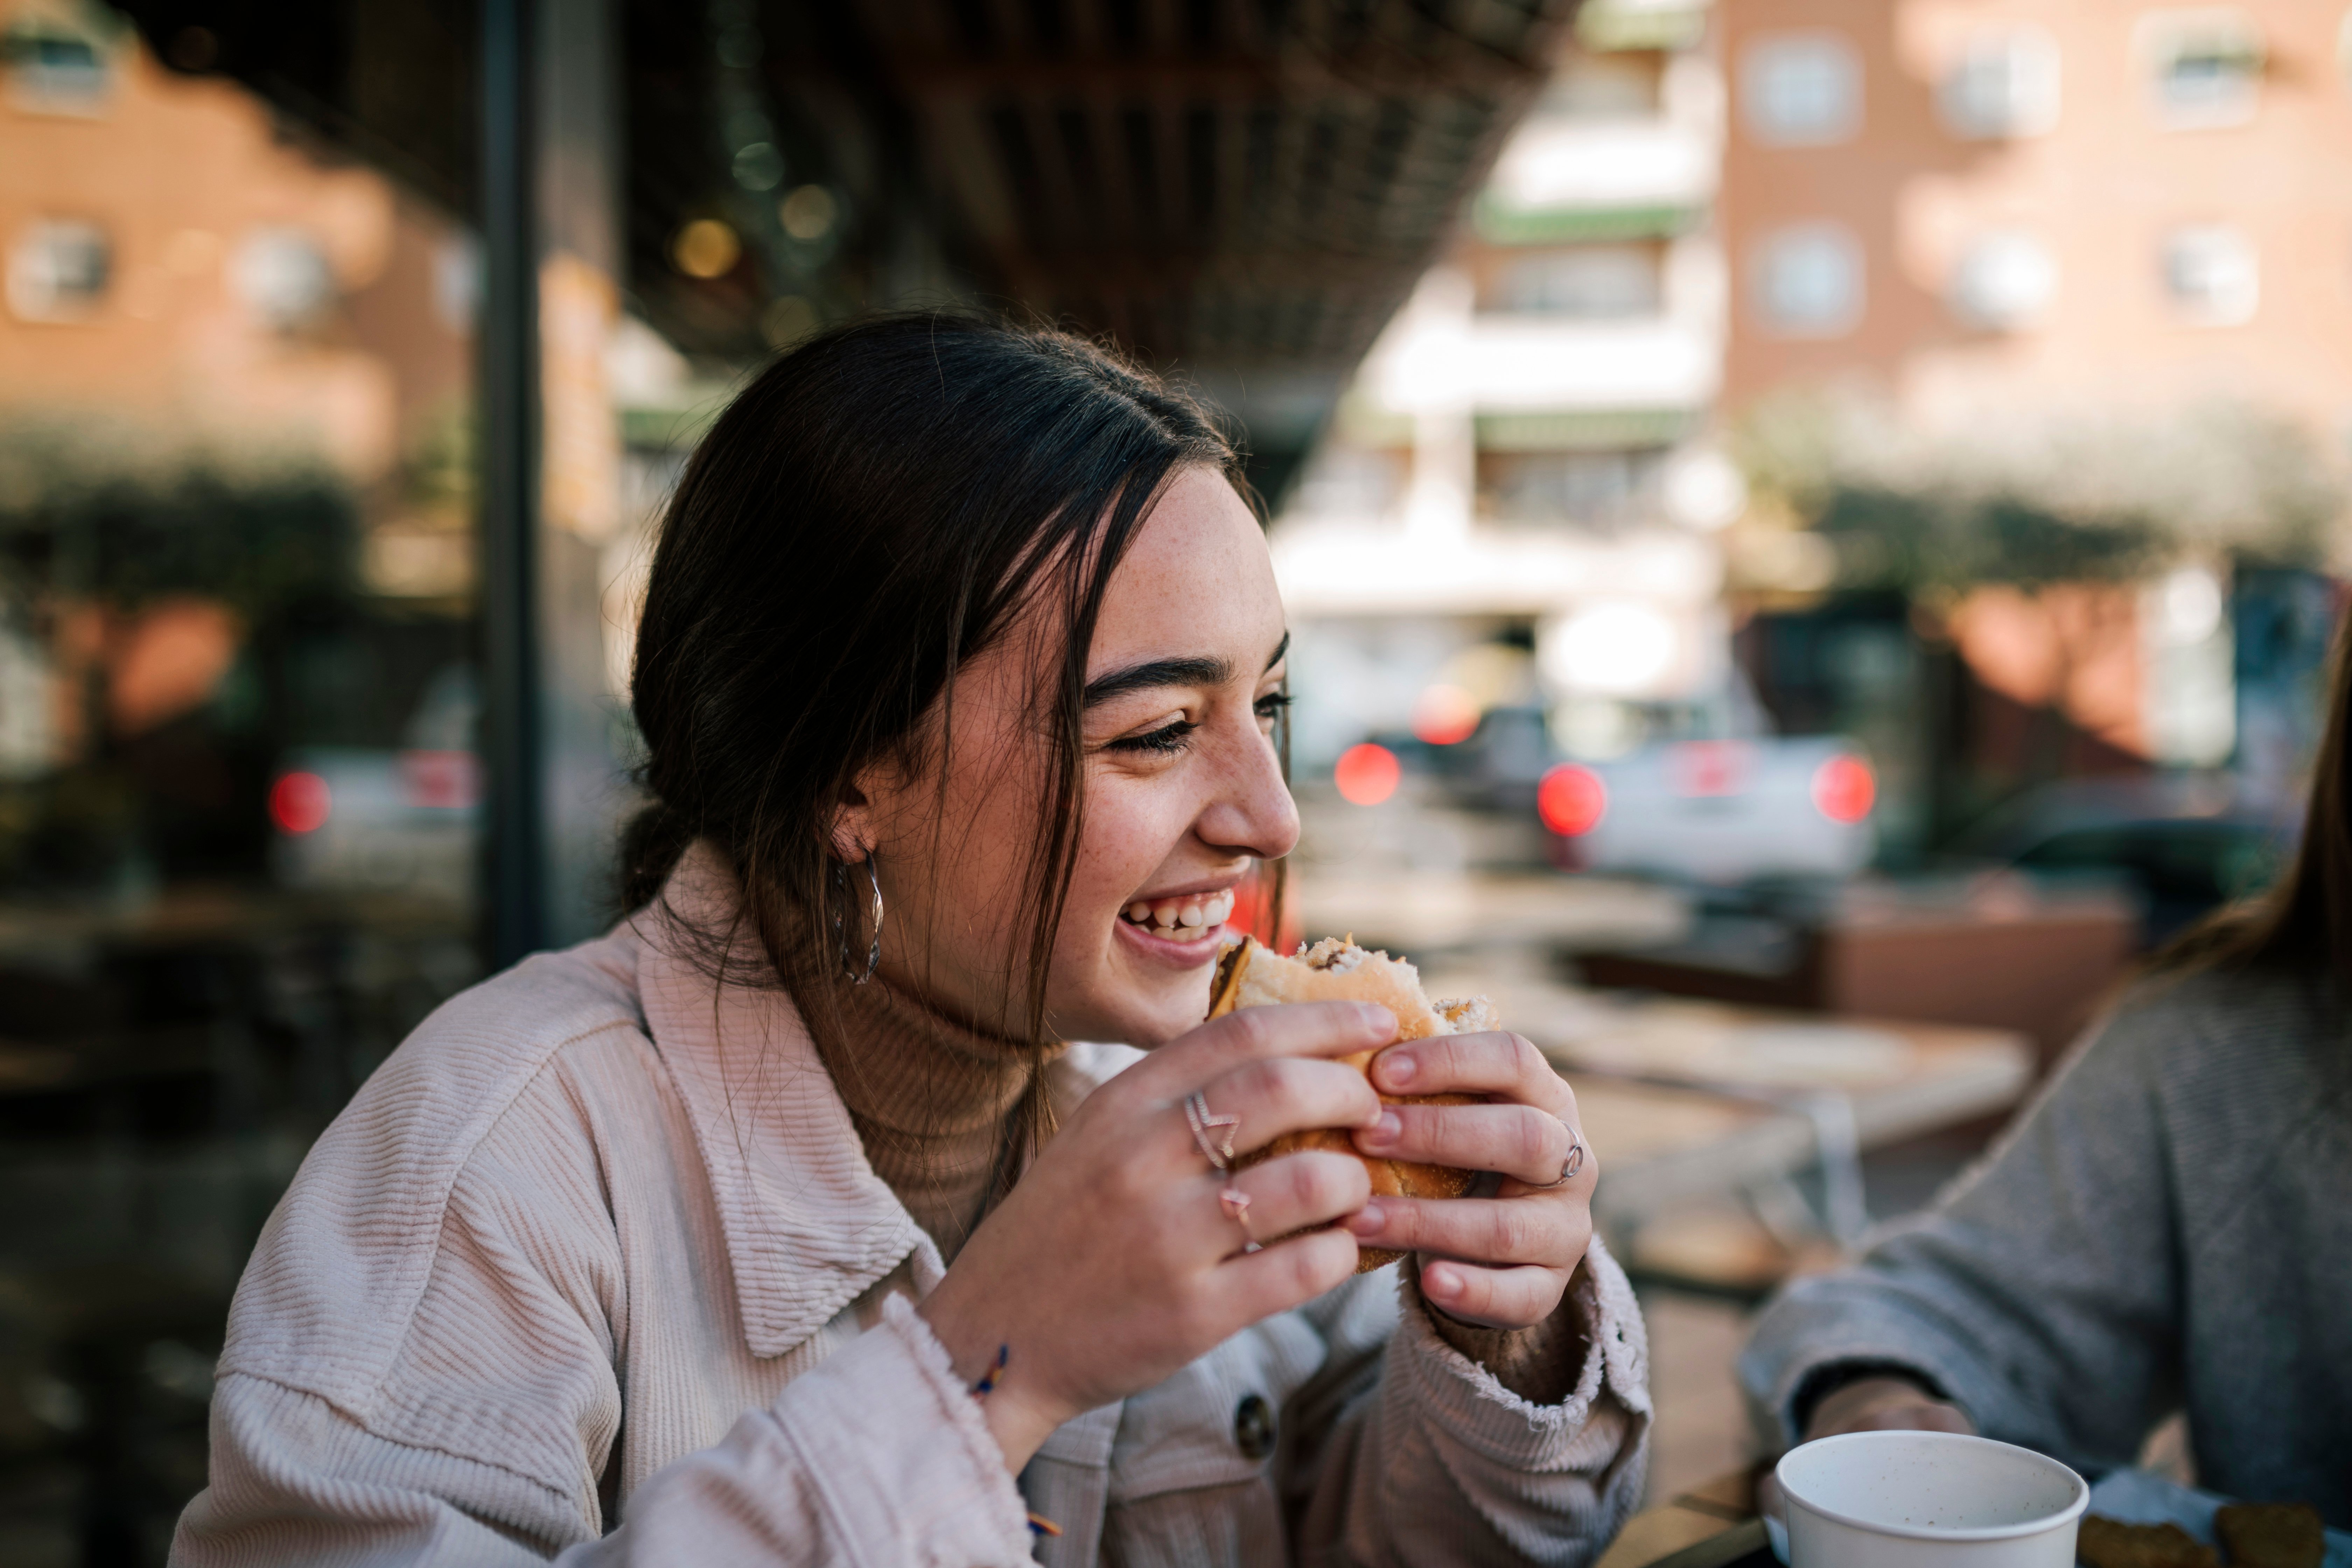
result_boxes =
[1340,1031,1597,1330]
[919,1000,1395,1473]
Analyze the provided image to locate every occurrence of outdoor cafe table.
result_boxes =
[1593,1467,1772,1568]
[1416,966,2037,1256]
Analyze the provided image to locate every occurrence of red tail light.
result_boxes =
[1334,743,1401,806]
[269,771,331,834]
[1538,764,1608,837]
[1811,754,1876,824]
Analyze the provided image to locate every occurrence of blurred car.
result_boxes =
[1955,774,2296,948]
[268,665,479,900]
[1537,736,1876,884]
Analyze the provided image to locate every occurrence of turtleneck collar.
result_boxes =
[802,956,1067,1266]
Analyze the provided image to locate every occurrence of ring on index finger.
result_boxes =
[1184,1091,1240,1171]
[1534,1124,1587,1189]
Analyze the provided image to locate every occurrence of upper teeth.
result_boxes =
[1124,889,1236,934]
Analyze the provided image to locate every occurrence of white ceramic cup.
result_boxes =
[1775,1431,2089,1568]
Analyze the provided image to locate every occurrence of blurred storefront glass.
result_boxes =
[0,5,484,1555]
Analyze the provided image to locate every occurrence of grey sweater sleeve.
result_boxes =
[1740,999,2186,1469]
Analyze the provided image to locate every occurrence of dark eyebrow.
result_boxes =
[1080,633,1289,709]
[1083,656,1231,708]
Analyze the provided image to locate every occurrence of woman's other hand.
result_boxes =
[1340,1031,1597,1330]
[918,999,1395,1473]
[1804,1375,1975,1440]
[1757,1375,1976,1527]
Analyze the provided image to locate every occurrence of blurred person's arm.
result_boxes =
[1739,993,2191,1474]
[1269,1238,1651,1567]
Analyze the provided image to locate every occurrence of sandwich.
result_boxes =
[1205,935,1494,1270]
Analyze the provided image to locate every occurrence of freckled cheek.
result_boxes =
[1071,781,1199,927]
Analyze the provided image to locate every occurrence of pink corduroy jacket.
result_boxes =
[173,855,1651,1566]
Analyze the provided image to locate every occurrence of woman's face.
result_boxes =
[852,467,1296,1046]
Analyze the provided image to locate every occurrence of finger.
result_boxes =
[1370,1032,1572,1116]
[1206,1056,1382,1157]
[1416,1258,1569,1330]
[1342,1194,1588,1269]
[1122,1001,1398,1100]
[1190,1151,1370,1258]
[1213,1226,1362,1323]
[1356,1100,1581,1189]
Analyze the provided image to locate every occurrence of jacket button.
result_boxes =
[1233,1393,1275,1460]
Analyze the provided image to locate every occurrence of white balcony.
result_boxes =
[1271,523,1721,617]
[1459,317,1721,414]
[1486,119,1718,216]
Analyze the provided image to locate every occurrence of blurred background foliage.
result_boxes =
[0,422,356,618]
[1734,394,2343,593]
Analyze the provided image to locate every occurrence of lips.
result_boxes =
[1119,887,1237,943]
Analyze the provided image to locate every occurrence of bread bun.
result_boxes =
[1204,935,1496,1270]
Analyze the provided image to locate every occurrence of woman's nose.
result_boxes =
[1196,722,1300,862]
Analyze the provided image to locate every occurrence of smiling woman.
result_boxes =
[173,316,1651,1568]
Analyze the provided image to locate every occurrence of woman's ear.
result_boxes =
[827,793,873,864]
[828,772,882,864]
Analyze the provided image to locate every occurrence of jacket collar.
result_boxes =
[632,845,937,1358]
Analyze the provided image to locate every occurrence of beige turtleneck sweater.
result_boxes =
[808,975,1057,1264]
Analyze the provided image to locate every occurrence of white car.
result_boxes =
[1538,737,1875,884]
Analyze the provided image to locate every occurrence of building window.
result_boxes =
[233,227,338,330]
[1939,30,2061,139]
[1491,246,1663,318]
[1949,232,2057,330]
[1484,449,1668,528]
[2,15,112,114]
[6,220,110,322]
[2140,10,2263,129]
[1753,224,1863,336]
[2161,226,2258,324]
[1741,33,1861,147]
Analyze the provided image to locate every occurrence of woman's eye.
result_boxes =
[1108,719,1197,755]
[1254,692,1292,727]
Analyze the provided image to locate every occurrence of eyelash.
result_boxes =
[1106,694,1291,756]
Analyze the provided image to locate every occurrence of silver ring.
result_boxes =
[1184,1091,1240,1171]
[1538,1129,1586,1189]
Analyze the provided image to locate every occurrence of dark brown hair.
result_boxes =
[621,312,1265,1168]
[2160,615,2347,981]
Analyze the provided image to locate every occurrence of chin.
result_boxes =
[1060,971,1213,1049]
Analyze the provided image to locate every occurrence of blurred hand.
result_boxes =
[1340,1030,1597,1329]
[919,999,1393,1474]
[1758,1376,1977,1522]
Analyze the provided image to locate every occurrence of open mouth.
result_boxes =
[1119,888,1236,943]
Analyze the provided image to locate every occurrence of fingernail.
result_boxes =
[1379,1052,1415,1088]
[1423,1262,1460,1300]
[1358,1003,1396,1034]
[1343,1201,1385,1237]
[1359,1111,1400,1148]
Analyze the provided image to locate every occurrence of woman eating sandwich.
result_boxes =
[172,316,1648,1566]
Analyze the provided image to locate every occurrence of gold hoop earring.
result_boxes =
[834,852,884,984]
